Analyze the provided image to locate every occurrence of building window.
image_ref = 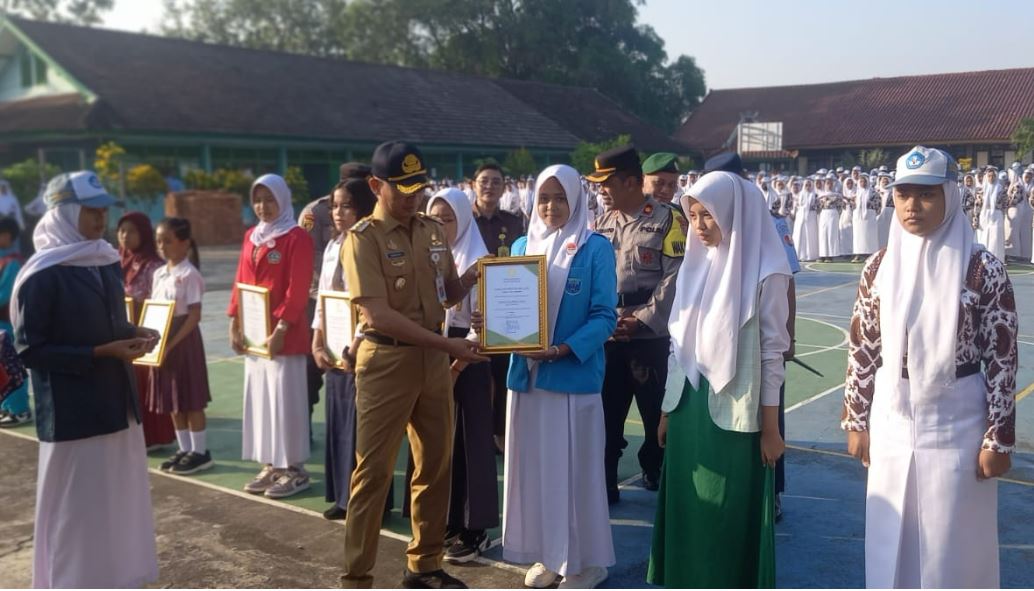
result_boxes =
[19,50,49,88]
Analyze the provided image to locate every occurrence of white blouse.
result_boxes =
[150,259,204,317]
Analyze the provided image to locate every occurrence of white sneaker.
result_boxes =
[524,563,559,589]
[558,566,608,589]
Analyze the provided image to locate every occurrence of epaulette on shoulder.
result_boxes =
[351,218,372,233]
[417,212,443,225]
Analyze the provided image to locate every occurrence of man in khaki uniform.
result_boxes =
[588,145,686,504]
[341,141,485,589]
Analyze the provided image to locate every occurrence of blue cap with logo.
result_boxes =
[889,146,958,187]
[43,170,121,210]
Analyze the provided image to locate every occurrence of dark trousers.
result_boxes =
[601,337,669,492]
[404,328,500,532]
[489,355,509,438]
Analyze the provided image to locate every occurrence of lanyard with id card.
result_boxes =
[430,244,449,304]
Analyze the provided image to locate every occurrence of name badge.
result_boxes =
[435,275,447,305]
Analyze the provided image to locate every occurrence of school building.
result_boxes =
[0,16,683,196]
[675,67,1034,173]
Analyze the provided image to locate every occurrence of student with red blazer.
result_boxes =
[228,174,314,499]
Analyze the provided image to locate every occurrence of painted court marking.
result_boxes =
[796,281,858,300]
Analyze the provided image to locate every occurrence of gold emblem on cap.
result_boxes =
[402,154,422,174]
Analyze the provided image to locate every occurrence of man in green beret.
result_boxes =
[642,152,679,206]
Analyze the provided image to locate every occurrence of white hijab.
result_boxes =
[876,180,974,411]
[525,164,592,344]
[979,172,1002,215]
[249,174,296,248]
[10,202,121,328]
[669,171,791,394]
[854,177,874,221]
[426,188,489,276]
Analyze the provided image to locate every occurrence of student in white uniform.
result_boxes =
[839,177,856,258]
[876,172,895,248]
[1005,169,1033,260]
[817,176,843,262]
[843,147,1016,589]
[792,177,819,262]
[976,167,1007,261]
[851,174,880,262]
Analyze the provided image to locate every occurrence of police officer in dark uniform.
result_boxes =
[469,162,524,449]
[587,145,686,504]
[340,141,486,589]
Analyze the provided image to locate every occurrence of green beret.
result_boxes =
[642,152,679,175]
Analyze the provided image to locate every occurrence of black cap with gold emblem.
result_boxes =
[371,141,429,195]
[585,144,641,183]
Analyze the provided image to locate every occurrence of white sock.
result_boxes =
[175,429,191,453]
[190,430,206,455]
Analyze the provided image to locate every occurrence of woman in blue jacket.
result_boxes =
[501,164,618,590]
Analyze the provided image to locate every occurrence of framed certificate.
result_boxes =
[133,300,175,367]
[125,296,136,324]
[319,290,358,369]
[478,255,548,354]
[237,283,272,358]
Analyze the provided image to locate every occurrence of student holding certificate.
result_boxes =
[310,178,376,520]
[148,217,213,476]
[227,174,315,499]
[12,171,159,588]
[500,164,618,589]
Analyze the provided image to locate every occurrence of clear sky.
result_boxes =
[103,0,1034,90]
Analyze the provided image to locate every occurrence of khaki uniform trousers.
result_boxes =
[341,340,453,588]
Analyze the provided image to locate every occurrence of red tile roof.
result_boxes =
[675,68,1034,154]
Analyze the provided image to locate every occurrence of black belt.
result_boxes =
[617,290,652,308]
[364,328,441,348]
[901,361,979,380]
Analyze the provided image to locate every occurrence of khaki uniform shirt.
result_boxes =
[341,204,458,333]
[595,196,686,339]
[299,196,334,299]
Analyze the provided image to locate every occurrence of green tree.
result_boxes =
[1012,118,1034,161]
[0,0,113,24]
[0,158,59,205]
[159,0,706,131]
[284,166,309,208]
[503,148,537,177]
[570,134,631,176]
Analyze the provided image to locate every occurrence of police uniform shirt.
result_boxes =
[595,196,686,338]
[473,204,524,257]
[342,204,458,333]
[299,196,334,298]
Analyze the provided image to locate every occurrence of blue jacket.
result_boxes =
[15,263,140,442]
[506,234,617,394]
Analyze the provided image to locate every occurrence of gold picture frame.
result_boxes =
[477,255,548,354]
[237,283,272,359]
[125,296,136,324]
[132,300,175,367]
[319,290,359,369]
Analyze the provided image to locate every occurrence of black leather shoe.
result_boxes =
[641,472,659,491]
[323,505,346,520]
[402,569,468,589]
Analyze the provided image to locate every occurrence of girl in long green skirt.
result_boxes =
[649,169,791,588]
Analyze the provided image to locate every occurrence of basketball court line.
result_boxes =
[796,281,858,299]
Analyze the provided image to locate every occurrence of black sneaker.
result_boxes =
[444,527,462,546]
[641,471,659,491]
[0,410,31,428]
[160,450,189,472]
[401,569,467,589]
[323,505,346,520]
[444,530,490,564]
[170,450,214,475]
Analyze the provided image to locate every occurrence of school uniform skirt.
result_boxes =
[33,420,158,588]
[242,355,309,468]
[648,377,775,589]
[502,373,615,577]
[818,209,841,258]
[324,369,357,508]
[146,318,211,414]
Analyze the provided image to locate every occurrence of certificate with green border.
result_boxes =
[478,255,548,354]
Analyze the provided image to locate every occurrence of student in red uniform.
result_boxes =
[150,218,213,475]
[228,174,314,499]
[117,211,175,450]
